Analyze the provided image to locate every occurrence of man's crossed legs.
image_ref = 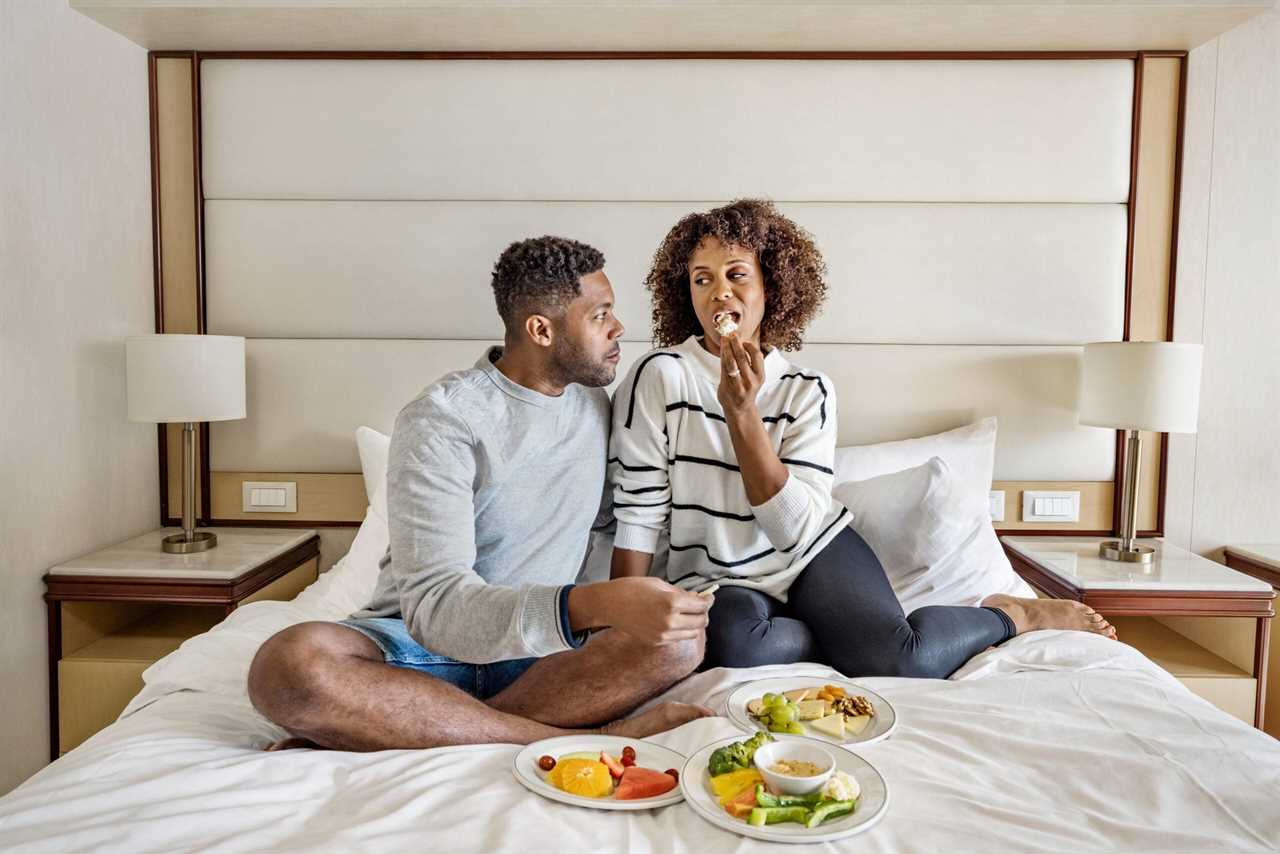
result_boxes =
[247,621,711,751]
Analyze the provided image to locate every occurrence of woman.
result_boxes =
[608,199,1113,675]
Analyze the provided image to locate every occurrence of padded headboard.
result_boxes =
[146,53,1186,534]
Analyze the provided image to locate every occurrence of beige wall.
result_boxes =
[0,1,156,794]
[1166,3,1280,558]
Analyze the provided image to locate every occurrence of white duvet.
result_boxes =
[2,552,1278,852]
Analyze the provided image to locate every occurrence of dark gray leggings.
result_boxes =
[702,527,1016,679]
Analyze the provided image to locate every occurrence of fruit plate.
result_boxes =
[512,735,686,810]
[724,677,898,747]
[680,736,890,844]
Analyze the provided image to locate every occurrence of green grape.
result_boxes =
[762,693,782,708]
[784,721,806,735]
[770,705,797,726]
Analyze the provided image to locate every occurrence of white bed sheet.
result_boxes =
[3,564,1279,852]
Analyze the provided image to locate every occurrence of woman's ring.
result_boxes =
[728,368,741,378]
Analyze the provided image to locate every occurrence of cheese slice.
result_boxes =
[797,699,829,721]
[783,688,814,703]
[810,713,846,739]
[844,714,871,736]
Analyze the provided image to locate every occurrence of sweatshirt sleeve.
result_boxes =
[388,399,581,664]
[750,372,838,553]
[608,354,675,554]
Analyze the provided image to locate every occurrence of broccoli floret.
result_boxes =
[708,744,744,776]
[709,732,776,776]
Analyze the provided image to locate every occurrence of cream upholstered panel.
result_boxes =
[212,339,1113,481]
[205,200,1126,345]
[203,57,1134,498]
[200,59,1132,203]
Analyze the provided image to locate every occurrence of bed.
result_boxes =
[2,525,1278,853]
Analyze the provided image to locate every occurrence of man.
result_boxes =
[248,236,714,750]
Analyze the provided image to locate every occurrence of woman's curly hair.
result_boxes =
[644,199,827,351]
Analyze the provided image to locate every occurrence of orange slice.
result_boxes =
[556,759,613,798]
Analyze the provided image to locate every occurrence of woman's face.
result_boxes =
[687,237,766,353]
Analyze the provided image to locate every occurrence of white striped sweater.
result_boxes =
[609,336,850,601]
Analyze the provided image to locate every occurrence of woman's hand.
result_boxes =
[718,334,765,417]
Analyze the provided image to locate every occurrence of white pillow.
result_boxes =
[356,426,391,521]
[833,457,1034,613]
[834,417,997,507]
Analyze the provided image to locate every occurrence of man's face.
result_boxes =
[550,270,625,388]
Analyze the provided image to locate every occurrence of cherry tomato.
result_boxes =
[537,755,556,772]
[664,769,679,782]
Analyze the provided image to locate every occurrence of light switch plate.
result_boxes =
[1021,490,1080,523]
[242,481,297,513]
[988,490,1005,522]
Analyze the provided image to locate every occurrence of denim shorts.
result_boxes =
[340,616,537,700]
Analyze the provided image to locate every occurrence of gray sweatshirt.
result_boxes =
[353,347,610,663]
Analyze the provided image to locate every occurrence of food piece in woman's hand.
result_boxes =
[714,312,739,337]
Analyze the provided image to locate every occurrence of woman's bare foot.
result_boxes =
[982,594,1118,640]
[264,736,323,751]
[601,701,714,739]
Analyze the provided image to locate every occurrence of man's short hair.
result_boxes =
[490,236,605,332]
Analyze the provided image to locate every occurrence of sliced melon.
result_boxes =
[810,713,846,739]
[796,699,829,721]
[844,714,871,736]
[559,751,603,762]
[783,688,814,703]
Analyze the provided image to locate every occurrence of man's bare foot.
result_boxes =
[264,736,323,752]
[982,594,1118,640]
[601,701,714,739]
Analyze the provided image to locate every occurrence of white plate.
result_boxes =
[724,677,898,747]
[512,735,685,810]
[680,735,890,844]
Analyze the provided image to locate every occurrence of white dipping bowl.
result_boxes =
[752,741,835,796]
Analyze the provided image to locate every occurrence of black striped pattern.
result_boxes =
[778,371,828,428]
[624,350,682,429]
[666,400,799,426]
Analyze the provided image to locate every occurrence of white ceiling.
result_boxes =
[72,1,1269,52]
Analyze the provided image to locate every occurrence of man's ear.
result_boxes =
[524,313,555,348]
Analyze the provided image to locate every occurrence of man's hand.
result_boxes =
[570,577,712,645]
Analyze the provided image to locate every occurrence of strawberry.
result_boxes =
[600,751,626,780]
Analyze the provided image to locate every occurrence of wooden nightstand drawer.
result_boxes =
[45,528,319,758]
[57,607,223,754]
[1108,616,1256,724]
[1002,536,1274,728]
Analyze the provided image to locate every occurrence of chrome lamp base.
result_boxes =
[162,420,218,554]
[162,530,217,554]
[1098,540,1155,564]
[1101,428,1154,567]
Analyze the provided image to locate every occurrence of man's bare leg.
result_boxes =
[982,594,1118,640]
[247,622,709,751]
[485,627,705,728]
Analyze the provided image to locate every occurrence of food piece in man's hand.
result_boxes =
[698,583,720,598]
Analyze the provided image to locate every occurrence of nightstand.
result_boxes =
[1224,544,1280,737]
[1002,536,1275,728]
[43,527,319,759]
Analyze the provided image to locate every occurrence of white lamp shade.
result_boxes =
[126,334,246,423]
[1079,342,1203,433]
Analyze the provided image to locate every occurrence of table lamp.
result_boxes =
[1079,341,1203,564]
[127,334,246,554]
